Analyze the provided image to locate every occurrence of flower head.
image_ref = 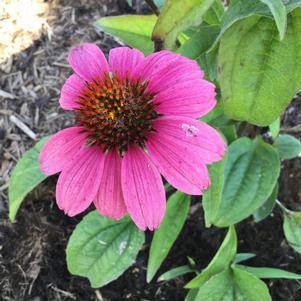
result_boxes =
[39,44,226,230]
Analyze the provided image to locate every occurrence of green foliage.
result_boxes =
[202,155,226,228]
[269,118,280,139]
[194,268,271,301]
[147,192,190,282]
[274,134,301,159]
[236,265,301,280]
[218,9,301,126]
[253,184,278,223]
[8,137,49,221]
[204,0,224,25]
[66,211,144,288]
[152,0,215,49]
[283,211,301,255]
[259,0,287,40]
[203,137,280,227]
[186,226,237,288]
[158,265,196,282]
[234,253,256,264]
[178,24,220,60]
[212,0,301,51]
[96,15,157,55]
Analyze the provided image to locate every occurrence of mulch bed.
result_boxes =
[1,1,301,300]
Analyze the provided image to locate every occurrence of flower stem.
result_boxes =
[275,199,293,215]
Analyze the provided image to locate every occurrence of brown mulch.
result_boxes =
[1,1,301,300]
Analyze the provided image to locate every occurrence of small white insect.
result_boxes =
[118,241,127,254]
[181,123,199,137]
[98,240,107,245]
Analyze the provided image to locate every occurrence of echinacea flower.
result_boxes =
[39,43,226,230]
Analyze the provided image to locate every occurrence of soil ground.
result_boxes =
[1,1,301,300]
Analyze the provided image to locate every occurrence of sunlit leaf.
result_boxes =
[218,9,301,125]
[152,0,215,49]
[96,15,157,55]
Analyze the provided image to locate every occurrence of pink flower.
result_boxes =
[39,43,226,230]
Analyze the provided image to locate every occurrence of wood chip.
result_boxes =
[0,89,15,99]
[9,115,37,140]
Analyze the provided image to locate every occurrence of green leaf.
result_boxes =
[195,268,271,301]
[283,211,301,255]
[96,15,157,55]
[234,253,256,264]
[274,134,301,159]
[236,265,301,280]
[186,225,237,288]
[218,9,301,126]
[152,0,216,49]
[178,24,220,60]
[204,137,280,227]
[158,265,195,282]
[269,118,280,139]
[147,191,190,282]
[204,0,225,25]
[211,0,301,51]
[185,289,199,301]
[202,155,227,228]
[8,137,49,221]
[220,125,237,145]
[66,211,144,288]
[253,184,278,223]
[259,0,287,40]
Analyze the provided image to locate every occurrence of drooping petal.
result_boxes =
[109,47,144,80]
[94,149,127,220]
[59,74,85,110]
[146,136,210,195]
[68,43,109,82]
[132,51,203,93]
[145,116,226,195]
[153,79,216,118]
[56,146,105,216]
[39,127,87,176]
[121,146,166,231]
[151,116,227,164]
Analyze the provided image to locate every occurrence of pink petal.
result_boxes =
[56,146,105,216]
[132,51,203,93]
[152,116,226,164]
[145,117,226,195]
[39,127,87,176]
[121,146,166,231]
[68,43,109,82]
[153,79,216,118]
[94,149,127,220]
[109,47,144,80]
[146,137,210,195]
[59,74,85,110]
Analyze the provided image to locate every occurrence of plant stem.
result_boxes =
[145,0,160,16]
[275,199,293,215]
